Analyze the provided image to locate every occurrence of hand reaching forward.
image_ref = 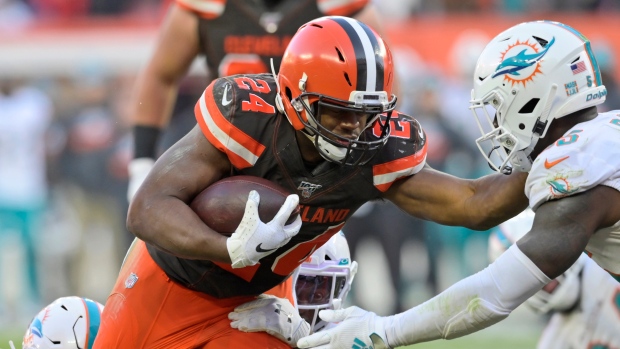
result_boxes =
[227,190,302,268]
[229,295,311,347]
[297,306,392,349]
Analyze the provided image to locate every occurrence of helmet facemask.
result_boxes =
[470,88,545,174]
[292,232,358,333]
[293,87,396,167]
[294,265,355,333]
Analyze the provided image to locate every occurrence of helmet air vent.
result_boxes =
[570,56,580,64]
[335,47,345,62]
[518,98,540,114]
[343,73,352,87]
[533,36,549,47]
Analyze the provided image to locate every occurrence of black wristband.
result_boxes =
[133,125,161,159]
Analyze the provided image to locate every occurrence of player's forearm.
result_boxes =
[127,194,230,262]
[131,70,180,129]
[468,171,529,230]
[384,245,550,347]
[129,73,179,160]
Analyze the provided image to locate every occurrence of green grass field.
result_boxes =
[0,329,20,349]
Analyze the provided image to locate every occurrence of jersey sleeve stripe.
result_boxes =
[195,85,266,169]
[318,0,368,16]
[372,144,427,192]
[175,0,225,19]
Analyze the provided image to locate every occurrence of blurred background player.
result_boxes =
[19,296,104,349]
[0,78,53,324]
[127,0,387,201]
[489,209,620,349]
[229,231,358,347]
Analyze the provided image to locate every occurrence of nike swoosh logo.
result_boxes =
[255,243,277,253]
[544,156,569,169]
[222,84,232,106]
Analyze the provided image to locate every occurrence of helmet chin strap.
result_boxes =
[509,85,558,173]
[533,83,558,138]
[271,58,287,115]
[303,131,348,162]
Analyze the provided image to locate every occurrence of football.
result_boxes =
[190,175,300,236]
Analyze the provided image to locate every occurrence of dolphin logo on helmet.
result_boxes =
[493,37,555,78]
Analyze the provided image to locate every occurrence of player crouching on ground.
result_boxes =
[229,232,357,347]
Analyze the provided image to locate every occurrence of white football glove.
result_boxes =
[227,190,302,268]
[127,157,155,202]
[297,306,392,349]
[229,295,311,347]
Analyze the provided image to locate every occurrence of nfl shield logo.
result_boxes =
[125,273,139,288]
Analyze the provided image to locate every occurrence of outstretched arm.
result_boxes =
[384,165,529,230]
[299,185,620,348]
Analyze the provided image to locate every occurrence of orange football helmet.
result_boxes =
[276,16,397,166]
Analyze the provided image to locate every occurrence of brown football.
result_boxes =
[190,175,300,236]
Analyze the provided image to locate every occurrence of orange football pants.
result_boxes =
[93,239,293,349]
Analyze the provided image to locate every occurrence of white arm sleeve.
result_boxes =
[385,245,551,347]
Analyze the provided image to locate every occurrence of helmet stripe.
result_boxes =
[332,17,383,92]
[545,21,602,86]
[359,22,385,92]
[83,298,101,349]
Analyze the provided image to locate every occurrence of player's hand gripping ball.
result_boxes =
[191,176,302,268]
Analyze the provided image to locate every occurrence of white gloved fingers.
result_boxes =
[318,308,349,323]
[230,313,266,333]
[282,214,303,239]
[228,312,242,322]
[297,331,332,348]
[233,296,275,312]
[270,193,300,226]
[244,190,261,216]
[298,306,392,349]
[228,191,301,268]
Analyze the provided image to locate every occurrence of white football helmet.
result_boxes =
[22,296,104,349]
[470,20,607,173]
[490,209,586,314]
[292,231,358,333]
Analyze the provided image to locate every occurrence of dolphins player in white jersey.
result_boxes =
[294,20,620,349]
[490,209,620,349]
[228,231,357,347]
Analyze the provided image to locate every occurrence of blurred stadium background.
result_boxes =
[0,0,619,347]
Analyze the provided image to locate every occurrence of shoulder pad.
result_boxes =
[526,113,620,209]
[195,74,280,169]
[371,112,427,192]
[176,0,227,19]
